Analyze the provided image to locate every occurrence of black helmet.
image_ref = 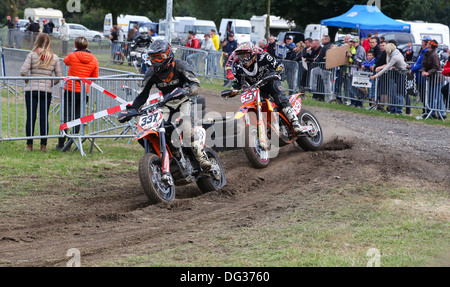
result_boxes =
[148,39,175,74]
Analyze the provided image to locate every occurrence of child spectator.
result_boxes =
[361,51,376,71]
[57,37,99,151]
[361,51,377,103]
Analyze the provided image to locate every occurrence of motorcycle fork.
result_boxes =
[256,94,268,149]
[158,127,170,174]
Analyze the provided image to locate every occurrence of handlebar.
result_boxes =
[222,74,281,98]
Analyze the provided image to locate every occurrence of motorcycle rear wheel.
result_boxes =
[196,147,226,193]
[139,153,175,204]
[296,110,323,151]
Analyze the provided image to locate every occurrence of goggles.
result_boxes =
[237,53,252,62]
[149,53,168,63]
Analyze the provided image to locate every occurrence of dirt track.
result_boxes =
[0,91,449,267]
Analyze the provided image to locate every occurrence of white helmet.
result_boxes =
[139,27,148,34]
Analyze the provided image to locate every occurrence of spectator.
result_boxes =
[128,24,138,41]
[48,19,55,34]
[421,39,446,119]
[380,36,385,43]
[186,31,200,49]
[404,41,414,62]
[293,41,306,60]
[265,35,277,58]
[347,36,366,66]
[304,38,320,64]
[1,15,14,47]
[284,35,296,60]
[222,32,238,86]
[314,35,332,63]
[27,19,41,49]
[362,33,372,53]
[14,16,22,49]
[117,25,124,42]
[441,58,450,109]
[57,37,99,151]
[202,33,216,75]
[59,18,70,56]
[346,36,367,108]
[20,33,63,152]
[370,43,408,115]
[201,33,215,51]
[297,38,313,91]
[344,34,351,46]
[149,29,157,37]
[361,51,376,71]
[410,37,431,117]
[310,35,333,101]
[110,25,118,42]
[258,38,267,50]
[361,51,377,103]
[42,19,51,34]
[185,31,201,72]
[209,29,220,51]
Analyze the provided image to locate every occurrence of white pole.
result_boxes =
[165,0,173,44]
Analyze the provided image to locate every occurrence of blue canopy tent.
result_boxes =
[321,5,411,39]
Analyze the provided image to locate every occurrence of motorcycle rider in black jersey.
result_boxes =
[118,39,212,169]
[226,42,303,134]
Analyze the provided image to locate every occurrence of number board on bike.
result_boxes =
[241,90,258,105]
[139,110,163,131]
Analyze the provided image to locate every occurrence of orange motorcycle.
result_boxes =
[122,92,226,204]
[222,75,323,169]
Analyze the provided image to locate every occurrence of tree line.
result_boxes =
[1,0,449,38]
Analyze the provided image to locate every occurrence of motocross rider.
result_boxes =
[118,39,212,169]
[223,42,303,134]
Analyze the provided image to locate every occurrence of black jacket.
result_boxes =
[304,46,321,63]
[315,42,332,63]
[233,52,282,88]
[265,42,276,58]
[131,59,200,110]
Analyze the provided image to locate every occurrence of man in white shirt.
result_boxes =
[59,18,71,56]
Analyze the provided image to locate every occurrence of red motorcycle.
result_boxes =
[222,75,323,169]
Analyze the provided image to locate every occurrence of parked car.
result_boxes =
[380,33,415,46]
[63,23,104,41]
[397,43,422,62]
[17,19,29,32]
[276,31,305,45]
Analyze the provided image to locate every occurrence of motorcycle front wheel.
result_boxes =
[244,113,270,169]
[139,153,175,204]
[296,110,323,151]
[196,147,226,193]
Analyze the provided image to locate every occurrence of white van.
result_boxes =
[398,20,450,47]
[159,17,190,39]
[104,14,152,37]
[219,19,252,44]
[177,19,218,45]
[24,7,63,27]
[304,24,329,41]
[250,15,295,44]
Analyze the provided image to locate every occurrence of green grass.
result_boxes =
[103,184,449,267]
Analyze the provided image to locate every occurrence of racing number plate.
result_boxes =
[241,90,258,105]
[139,109,163,131]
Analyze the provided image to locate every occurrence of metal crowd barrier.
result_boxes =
[2,44,448,121]
[0,75,144,156]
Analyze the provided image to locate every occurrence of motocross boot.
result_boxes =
[193,143,213,170]
[283,107,303,136]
